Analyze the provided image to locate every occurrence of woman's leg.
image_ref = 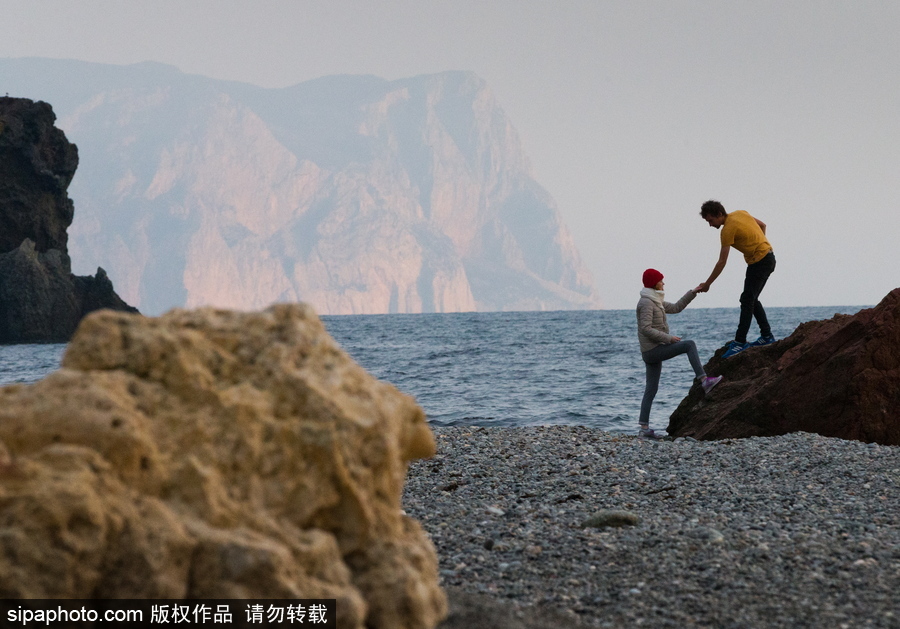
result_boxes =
[645,340,706,379]
[639,360,662,427]
[684,340,705,378]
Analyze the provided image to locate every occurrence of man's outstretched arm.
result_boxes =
[696,245,730,292]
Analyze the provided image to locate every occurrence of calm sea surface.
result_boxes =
[0,306,865,434]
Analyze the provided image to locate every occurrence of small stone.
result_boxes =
[581,510,641,529]
[485,506,505,516]
[687,527,725,544]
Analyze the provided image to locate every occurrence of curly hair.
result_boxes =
[700,200,727,218]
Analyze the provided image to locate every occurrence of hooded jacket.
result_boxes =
[636,289,696,354]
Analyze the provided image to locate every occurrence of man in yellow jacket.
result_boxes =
[696,200,777,358]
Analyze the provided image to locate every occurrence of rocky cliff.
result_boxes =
[0,59,602,315]
[0,96,137,343]
[668,289,900,446]
[0,304,446,628]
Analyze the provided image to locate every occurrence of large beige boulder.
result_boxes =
[0,304,446,628]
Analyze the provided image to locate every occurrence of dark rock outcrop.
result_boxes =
[668,289,900,446]
[0,96,77,254]
[0,96,136,343]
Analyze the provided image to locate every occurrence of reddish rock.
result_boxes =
[668,288,900,445]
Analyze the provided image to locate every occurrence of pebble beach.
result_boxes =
[402,426,900,628]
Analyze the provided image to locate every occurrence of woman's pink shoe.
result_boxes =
[701,375,723,394]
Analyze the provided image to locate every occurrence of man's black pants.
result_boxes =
[736,251,776,343]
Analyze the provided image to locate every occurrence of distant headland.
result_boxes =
[1,59,602,315]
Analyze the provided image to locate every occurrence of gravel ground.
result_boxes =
[402,426,900,628]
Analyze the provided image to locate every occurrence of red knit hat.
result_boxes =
[642,268,664,288]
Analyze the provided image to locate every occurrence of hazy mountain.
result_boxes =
[0,58,602,315]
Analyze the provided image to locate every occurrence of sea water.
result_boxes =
[0,306,864,434]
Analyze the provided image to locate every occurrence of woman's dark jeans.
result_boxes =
[639,340,705,427]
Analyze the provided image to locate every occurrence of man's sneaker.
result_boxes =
[721,340,749,358]
[637,427,665,440]
[751,334,776,347]
[701,375,723,394]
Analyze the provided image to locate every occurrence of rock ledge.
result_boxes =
[668,289,900,445]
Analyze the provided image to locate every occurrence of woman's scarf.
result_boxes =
[640,286,665,307]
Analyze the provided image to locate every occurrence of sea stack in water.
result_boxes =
[0,96,136,343]
[0,304,446,628]
[668,288,900,446]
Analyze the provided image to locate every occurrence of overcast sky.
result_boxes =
[2,1,898,309]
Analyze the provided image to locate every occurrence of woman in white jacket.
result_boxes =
[636,268,722,439]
